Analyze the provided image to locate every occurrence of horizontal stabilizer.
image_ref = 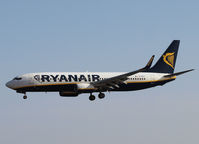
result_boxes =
[164,69,194,78]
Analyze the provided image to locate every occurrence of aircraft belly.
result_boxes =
[16,84,77,92]
[15,79,175,93]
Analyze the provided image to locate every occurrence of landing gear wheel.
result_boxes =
[98,93,105,99]
[89,95,95,101]
[23,95,27,99]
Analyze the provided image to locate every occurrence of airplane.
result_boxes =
[6,40,194,101]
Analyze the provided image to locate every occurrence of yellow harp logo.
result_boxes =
[163,52,175,69]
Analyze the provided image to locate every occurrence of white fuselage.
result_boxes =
[6,72,175,93]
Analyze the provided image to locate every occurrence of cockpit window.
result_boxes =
[13,77,22,80]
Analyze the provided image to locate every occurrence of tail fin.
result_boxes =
[148,40,180,73]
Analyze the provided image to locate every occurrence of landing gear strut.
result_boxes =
[89,94,95,101]
[98,92,105,99]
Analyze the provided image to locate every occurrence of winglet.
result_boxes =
[144,55,155,70]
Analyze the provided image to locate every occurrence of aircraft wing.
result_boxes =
[91,55,155,90]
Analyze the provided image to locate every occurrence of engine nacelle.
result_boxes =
[59,91,79,97]
[59,83,94,97]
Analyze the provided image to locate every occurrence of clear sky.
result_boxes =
[0,0,198,144]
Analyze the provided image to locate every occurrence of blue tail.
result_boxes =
[148,40,180,73]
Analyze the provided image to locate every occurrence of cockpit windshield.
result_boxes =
[13,77,22,80]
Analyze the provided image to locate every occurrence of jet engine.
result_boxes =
[59,83,95,97]
[59,84,78,97]
[59,91,79,97]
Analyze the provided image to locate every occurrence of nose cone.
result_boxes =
[6,81,14,89]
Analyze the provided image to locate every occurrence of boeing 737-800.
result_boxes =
[6,40,193,101]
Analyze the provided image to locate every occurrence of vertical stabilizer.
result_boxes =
[148,40,180,73]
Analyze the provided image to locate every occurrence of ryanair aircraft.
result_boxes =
[6,40,193,101]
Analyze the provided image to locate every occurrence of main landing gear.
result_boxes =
[98,92,105,99]
[23,93,27,99]
[89,92,105,101]
[89,94,96,101]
